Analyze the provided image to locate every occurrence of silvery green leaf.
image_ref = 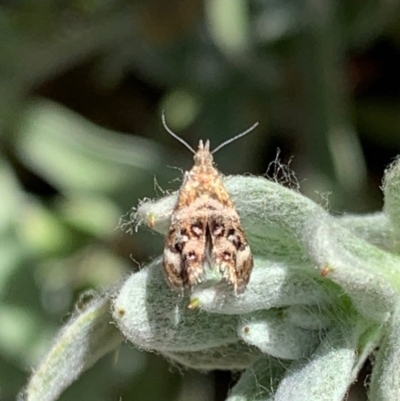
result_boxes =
[227,357,289,401]
[383,157,400,235]
[369,304,400,401]
[190,261,332,315]
[112,258,239,352]
[164,342,261,371]
[273,318,365,401]
[19,294,122,401]
[285,304,334,331]
[305,215,399,321]
[238,310,319,360]
[338,213,400,253]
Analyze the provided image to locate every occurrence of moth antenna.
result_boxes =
[162,111,196,154]
[212,122,259,154]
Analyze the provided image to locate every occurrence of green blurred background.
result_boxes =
[1,1,400,400]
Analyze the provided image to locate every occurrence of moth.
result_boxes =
[161,113,258,295]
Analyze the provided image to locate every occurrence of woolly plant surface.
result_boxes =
[20,158,400,401]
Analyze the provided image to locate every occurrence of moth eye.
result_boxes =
[212,223,225,237]
[191,222,203,236]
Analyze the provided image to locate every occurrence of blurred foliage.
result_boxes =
[1,0,400,400]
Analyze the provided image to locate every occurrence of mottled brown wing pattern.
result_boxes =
[163,208,208,292]
[162,140,253,295]
[209,211,253,294]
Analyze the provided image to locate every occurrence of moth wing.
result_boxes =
[209,210,253,294]
[163,209,208,292]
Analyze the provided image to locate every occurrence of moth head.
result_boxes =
[194,140,213,166]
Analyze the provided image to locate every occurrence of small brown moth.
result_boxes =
[162,113,258,295]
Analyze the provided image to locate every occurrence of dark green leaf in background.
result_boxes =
[2,1,400,400]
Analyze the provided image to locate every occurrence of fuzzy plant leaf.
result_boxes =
[226,357,290,401]
[238,310,320,360]
[273,317,365,401]
[369,304,400,400]
[129,168,400,399]
[19,293,123,401]
[21,157,400,400]
[164,342,262,371]
[137,175,400,321]
[112,258,240,352]
[383,157,400,236]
